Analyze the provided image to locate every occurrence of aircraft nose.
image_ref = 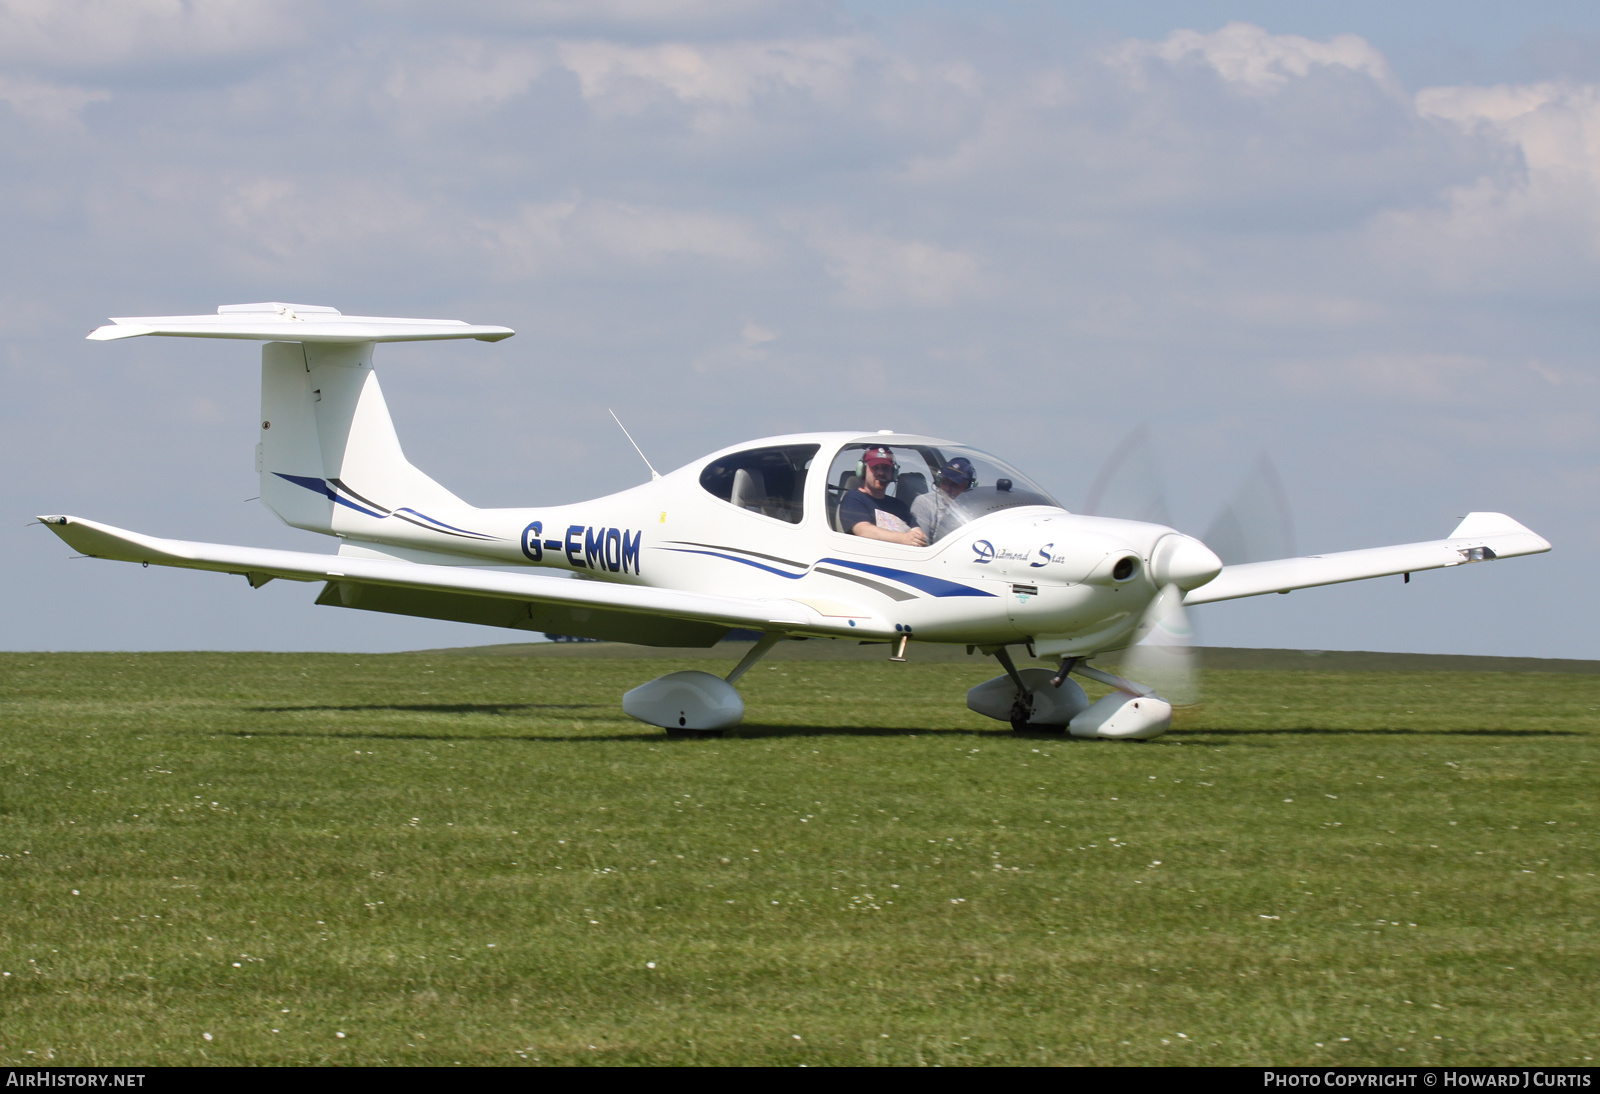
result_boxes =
[1151,534,1223,591]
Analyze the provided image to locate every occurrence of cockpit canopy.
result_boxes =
[697,437,1060,541]
[825,443,1059,540]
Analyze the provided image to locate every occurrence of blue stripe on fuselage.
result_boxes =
[274,474,493,537]
[660,547,808,579]
[393,507,494,539]
[818,557,995,597]
[273,473,387,519]
[660,544,994,599]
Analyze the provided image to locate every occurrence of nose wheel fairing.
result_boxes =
[1067,692,1173,739]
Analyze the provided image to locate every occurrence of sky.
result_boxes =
[4,0,1597,658]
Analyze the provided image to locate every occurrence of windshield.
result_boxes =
[826,443,1060,542]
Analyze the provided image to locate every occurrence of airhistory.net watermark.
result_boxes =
[5,1075,145,1087]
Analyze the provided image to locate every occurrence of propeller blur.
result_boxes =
[38,304,1554,740]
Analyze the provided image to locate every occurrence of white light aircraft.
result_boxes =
[39,303,1552,739]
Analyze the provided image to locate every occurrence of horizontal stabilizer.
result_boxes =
[87,302,514,344]
[36,514,888,641]
[1185,512,1550,605]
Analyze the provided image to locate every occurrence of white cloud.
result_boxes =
[691,319,780,373]
[888,22,1463,238]
[1352,80,1600,288]
[802,220,981,308]
[380,40,551,112]
[485,198,769,274]
[213,173,449,272]
[1419,81,1600,181]
[1208,288,1387,329]
[557,36,874,111]
[1116,21,1397,94]
[0,0,312,71]
[0,73,108,125]
[372,0,827,34]
[467,0,786,19]
[552,31,982,156]
[1270,352,1494,403]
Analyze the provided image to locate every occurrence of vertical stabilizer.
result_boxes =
[259,342,329,532]
[258,341,468,537]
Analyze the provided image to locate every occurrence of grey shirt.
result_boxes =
[911,489,963,543]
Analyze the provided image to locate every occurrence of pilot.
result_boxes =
[841,446,927,546]
[911,456,974,543]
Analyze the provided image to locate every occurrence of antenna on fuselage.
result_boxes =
[608,409,662,481]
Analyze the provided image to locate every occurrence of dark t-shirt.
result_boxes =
[840,489,919,536]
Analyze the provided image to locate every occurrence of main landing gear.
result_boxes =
[964,647,1087,733]
[622,635,1173,741]
[966,647,1174,740]
[622,633,783,737]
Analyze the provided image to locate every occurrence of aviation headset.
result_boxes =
[856,446,899,483]
[939,455,977,491]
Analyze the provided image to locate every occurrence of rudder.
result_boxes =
[258,340,467,536]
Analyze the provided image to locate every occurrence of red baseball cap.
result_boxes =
[863,446,895,467]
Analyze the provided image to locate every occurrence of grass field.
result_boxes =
[0,642,1595,1066]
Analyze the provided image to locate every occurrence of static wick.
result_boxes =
[609,409,661,481]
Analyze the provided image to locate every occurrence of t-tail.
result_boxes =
[260,338,473,538]
[88,302,514,543]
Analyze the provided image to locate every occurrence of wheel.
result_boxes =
[666,727,724,739]
[1011,719,1066,734]
[1008,693,1034,734]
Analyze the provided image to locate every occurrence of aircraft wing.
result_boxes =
[1184,512,1550,606]
[37,515,889,646]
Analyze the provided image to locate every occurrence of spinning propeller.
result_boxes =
[1082,427,1297,708]
[1121,582,1199,707]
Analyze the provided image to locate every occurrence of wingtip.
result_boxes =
[87,324,151,341]
[1448,511,1537,539]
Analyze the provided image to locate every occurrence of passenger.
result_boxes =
[911,456,975,543]
[840,447,927,546]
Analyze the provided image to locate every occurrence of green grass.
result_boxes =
[0,646,1595,1066]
